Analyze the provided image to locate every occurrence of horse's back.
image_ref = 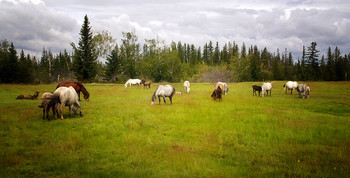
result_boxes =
[55,86,78,105]
[262,82,272,90]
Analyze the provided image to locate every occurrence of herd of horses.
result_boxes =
[16,80,311,121]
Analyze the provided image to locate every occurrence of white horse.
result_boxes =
[183,81,190,94]
[41,86,82,120]
[284,81,299,94]
[151,85,176,105]
[262,82,272,97]
[125,79,142,88]
[215,82,229,95]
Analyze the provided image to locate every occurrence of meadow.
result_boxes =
[0,81,349,177]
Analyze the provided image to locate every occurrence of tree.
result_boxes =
[105,46,122,81]
[306,42,320,80]
[120,31,140,79]
[71,15,98,82]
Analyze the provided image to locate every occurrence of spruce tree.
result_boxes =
[72,15,97,82]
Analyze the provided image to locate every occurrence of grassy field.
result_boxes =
[0,81,349,177]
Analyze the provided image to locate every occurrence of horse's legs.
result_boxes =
[60,104,64,120]
[169,96,173,105]
[68,105,72,118]
[158,96,161,104]
[78,92,81,101]
[163,96,166,104]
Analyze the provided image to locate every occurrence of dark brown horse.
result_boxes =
[16,91,39,100]
[252,85,262,96]
[56,82,89,101]
[211,86,222,101]
[141,80,151,89]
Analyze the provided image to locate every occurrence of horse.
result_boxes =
[211,85,222,101]
[283,81,299,94]
[56,82,89,101]
[297,84,310,99]
[141,80,151,89]
[252,85,262,96]
[39,92,59,121]
[151,85,176,105]
[125,79,142,88]
[176,91,183,95]
[16,91,39,100]
[41,86,82,120]
[215,82,229,95]
[261,82,272,97]
[183,81,190,94]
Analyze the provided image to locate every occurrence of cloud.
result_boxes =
[1,0,350,60]
[0,0,78,54]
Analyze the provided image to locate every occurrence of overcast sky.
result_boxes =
[1,0,350,59]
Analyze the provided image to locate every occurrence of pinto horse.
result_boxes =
[56,82,89,101]
[211,85,223,101]
[16,91,39,99]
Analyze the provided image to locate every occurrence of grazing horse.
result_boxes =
[176,91,183,95]
[151,85,176,105]
[39,92,59,121]
[283,81,299,94]
[261,82,272,97]
[141,80,151,89]
[211,85,223,101]
[252,85,262,96]
[56,82,89,101]
[297,84,310,99]
[125,79,142,88]
[183,81,190,94]
[215,82,229,95]
[41,86,82,120]
[16,91,39,100]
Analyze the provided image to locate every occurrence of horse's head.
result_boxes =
[83,92,90,101]
[72,103,81,114]
[34,91,40,98]
[151,94,156,105]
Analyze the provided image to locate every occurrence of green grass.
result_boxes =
[0,82,349,177]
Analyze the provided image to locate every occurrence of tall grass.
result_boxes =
[0,82,349,177]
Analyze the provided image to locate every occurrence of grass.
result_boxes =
[0,81,349,177]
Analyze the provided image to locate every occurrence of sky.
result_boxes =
[1,0,350,60]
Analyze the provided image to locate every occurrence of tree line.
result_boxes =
[1,15,349,84]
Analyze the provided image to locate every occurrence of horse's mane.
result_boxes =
[75,82,89,95]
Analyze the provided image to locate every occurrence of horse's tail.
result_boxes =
[171,86,176,97]
[41,92,60,108]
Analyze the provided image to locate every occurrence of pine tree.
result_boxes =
[306,42,320,80]
[72,15,98,82]
[105,46,121,81]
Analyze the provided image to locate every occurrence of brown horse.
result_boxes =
[56,82,89,101]
[16,91,39,100]
[141,80,151,89]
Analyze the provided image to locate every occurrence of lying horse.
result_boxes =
[297,84,310,99]
[283,81,299,94]
[141,80,151,89]
[252,85,262,96]
[183,81,190,94]
[125,79,142,88]
[151,84,176,105]
[41,86,82,120]
[56,82,89,101]
[211,85,222,101]
[39,92,59,121]
[262,82,272,97]
[16,91,39,100]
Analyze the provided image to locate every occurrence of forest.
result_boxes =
[1,15,349,84]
